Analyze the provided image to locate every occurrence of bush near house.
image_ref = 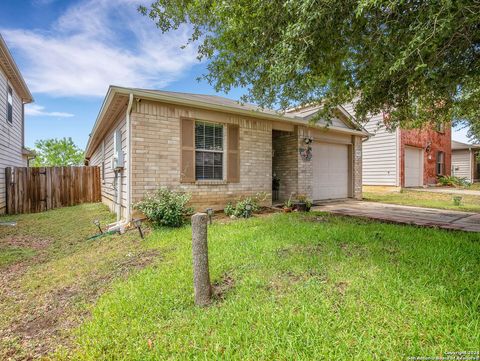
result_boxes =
[134,188,194,227]
[224,192,267,218]
[438,175,469,187]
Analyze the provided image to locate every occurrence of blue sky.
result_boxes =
[0,0,471,150]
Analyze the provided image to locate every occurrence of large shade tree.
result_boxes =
[30,137,84,167]
[140,0,480,140]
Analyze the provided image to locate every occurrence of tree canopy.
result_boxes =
[140,0,480,140]
[30,137,84,167]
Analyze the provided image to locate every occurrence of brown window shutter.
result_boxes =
[227,124,240,182]
[180,118,195,183]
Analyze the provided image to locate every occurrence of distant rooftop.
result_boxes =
[452,140,480,150]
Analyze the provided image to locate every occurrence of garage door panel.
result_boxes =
[405,146,423,187]
[312,142,349,200]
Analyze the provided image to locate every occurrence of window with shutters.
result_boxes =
[7,86,13,124]
[436,151,445,176]
[195,121,223,180]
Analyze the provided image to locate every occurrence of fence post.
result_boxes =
[191,213,212,306]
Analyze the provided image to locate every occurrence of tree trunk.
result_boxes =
[191,213,212,306]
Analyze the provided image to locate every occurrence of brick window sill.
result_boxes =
[195,180,228,186]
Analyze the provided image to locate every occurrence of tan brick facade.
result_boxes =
[130,100,272,211]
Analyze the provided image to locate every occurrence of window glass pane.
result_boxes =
[214,153,222,166]
[195,151,223,180]
[204,152,214,166]
[195,121,223,151]
[214,167,223,179]
[203,166,214,179]
[7,87,12,105]
[195,123,204,150]
[204,136,215,150]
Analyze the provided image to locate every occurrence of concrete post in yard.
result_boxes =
[191,212,212,306]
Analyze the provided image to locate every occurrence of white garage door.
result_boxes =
[312,142,350,200]
[404,146,423,187]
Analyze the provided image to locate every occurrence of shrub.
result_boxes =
[224,193,266,218]
[134,188,194,227]
[438,175,469,187]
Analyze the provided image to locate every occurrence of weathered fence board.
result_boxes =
[5,166,101,214]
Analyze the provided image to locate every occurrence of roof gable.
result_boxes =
[0,34,32,103]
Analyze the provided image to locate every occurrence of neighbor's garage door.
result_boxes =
[404,146,423,187]
[312,142,350,200]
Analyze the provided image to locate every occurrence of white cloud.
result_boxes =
[2,0,199,97]
[25,104,74,117]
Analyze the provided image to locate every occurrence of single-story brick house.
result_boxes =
[85,86,368,222]
[343,103,452,189]
[451,140,480,183]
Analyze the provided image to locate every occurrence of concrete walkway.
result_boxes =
[409,187,480,196]
[312,200,480,232]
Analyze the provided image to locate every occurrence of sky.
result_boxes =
[0,0,473,150]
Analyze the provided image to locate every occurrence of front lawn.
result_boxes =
[63,212,479,360]
[0,204,157,360]
[2,205,479,360]
[364,189,480,213]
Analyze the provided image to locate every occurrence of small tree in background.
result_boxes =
[30,137,84,167]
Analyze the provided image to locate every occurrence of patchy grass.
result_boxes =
[468,182,480,191]
[364,189,480,213]
[0,203,157,360]
[51,212,480,360]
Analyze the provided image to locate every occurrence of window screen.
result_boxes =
[195,122,223,180]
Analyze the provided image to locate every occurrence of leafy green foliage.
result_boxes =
[134,188,194,227]
[438,175,469,187]
[30,137,84,167]
[224,193,266,218]
[140,1,480,140]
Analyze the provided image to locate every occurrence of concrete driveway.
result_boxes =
[312,200,480,232]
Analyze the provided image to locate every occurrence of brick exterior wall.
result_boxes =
[352,135,363,199]
[130,100,272,212]
[272,130,298,201]
[400,127,451,186]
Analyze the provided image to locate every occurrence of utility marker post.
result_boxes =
[191,213,212,306]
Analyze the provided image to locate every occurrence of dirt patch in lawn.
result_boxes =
[0,249,161,360]
[213,273,235,301]
[0,235,52,250]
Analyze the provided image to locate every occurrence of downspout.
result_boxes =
[125,93,134,223]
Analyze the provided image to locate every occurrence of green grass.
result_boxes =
[51,212,480,360]
[364,189,480,212]
[0,246,35,267]
[468,182,480,191]
[0,203,155,360]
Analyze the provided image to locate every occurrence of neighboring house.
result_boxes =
[85,86,368,221]
[343,104,451,188]
[0,34,34,214]
[451,140,480,183]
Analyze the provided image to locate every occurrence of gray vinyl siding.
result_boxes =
[89,111,128,218]
[0,66,26,214]
[343,103,398,186]
[452,150,472,181]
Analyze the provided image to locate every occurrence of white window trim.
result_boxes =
[194,120,226,182]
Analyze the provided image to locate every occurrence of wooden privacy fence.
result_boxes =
[5,166,101,214]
